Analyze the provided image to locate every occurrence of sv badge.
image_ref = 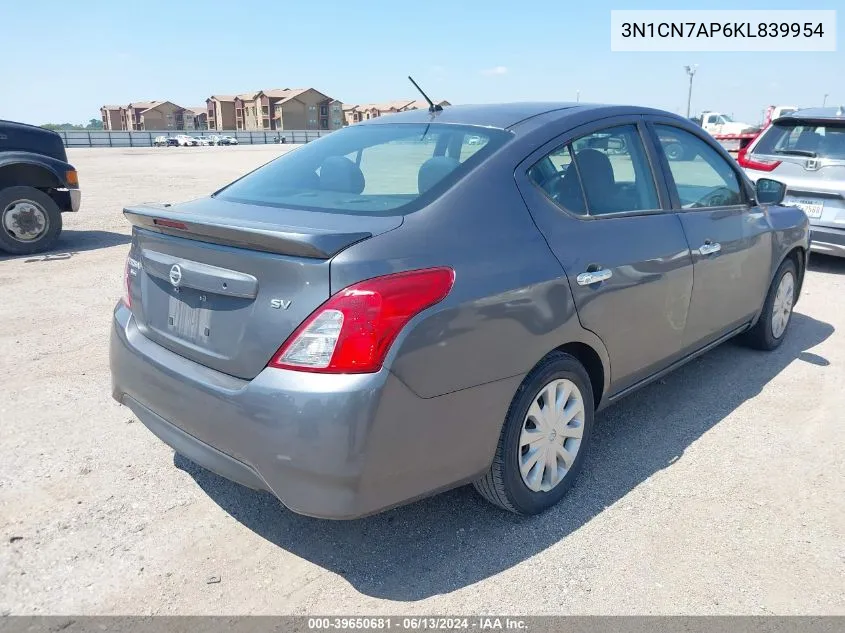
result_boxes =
[270,299,292,310]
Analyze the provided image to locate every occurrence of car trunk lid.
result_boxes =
[124,197,402,379]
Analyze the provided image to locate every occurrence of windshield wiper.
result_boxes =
[775,149,817,157]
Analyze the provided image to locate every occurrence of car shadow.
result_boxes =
[0,230,131,262]
[808,253,845,274]
[174,312,833,601]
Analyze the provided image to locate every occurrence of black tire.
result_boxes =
[0,186,63,255]
[473,351,595,515]
[742,258,797,351]
[665,142,684,161]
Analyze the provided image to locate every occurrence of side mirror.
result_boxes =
[755,178,786,205]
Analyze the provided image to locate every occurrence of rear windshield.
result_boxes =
[216,123,511,215]
[754,120,845,160]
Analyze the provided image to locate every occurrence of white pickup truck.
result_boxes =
[699,111,759,136]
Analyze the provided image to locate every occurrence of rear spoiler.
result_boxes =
[123,204,371,259]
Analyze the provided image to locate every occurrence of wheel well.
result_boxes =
[555,342,605,409]
[785,246,806,300]
[0,163,62,191]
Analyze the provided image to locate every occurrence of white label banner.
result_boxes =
[610,10,837,52]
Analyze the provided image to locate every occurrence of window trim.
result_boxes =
[518,116,671,221]
[644,118,753,211]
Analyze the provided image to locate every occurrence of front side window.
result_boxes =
[528,124,659,216]
[655,125,744,208]
[216,123,510,215]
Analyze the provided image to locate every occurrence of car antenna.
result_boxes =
[408,75,443,113]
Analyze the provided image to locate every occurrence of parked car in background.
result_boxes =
[192,137,209,146]
[206,136,221,146]
[218,136,238,146]
[172,135,195,147]
[111,103,809,520]
[740,106,845,258]
[165,137,180,147]
[0,119,81,253]
[154,136,168,147]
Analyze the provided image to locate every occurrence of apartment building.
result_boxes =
[100,105,125,130]
[342,99,450,125]
[183,107,208,130]
[206,95,236,131]
[207,88,343,131]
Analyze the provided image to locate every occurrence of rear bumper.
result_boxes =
[109,303,518,519]
[810,225,845,258]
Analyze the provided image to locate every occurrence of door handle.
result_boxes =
[576,268,613,286]
[700,241,722,255]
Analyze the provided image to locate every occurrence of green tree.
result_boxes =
[41,123,83,131]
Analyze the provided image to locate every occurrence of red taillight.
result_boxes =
[122,258,132,307]
[737,147,781,172]
[153,218,188,230]
[269,267,456,374]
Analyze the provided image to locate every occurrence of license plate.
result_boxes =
[785,198,824,219]
[168,289,212,342]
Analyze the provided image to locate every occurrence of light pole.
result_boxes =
[684,65,698,118]
[823,93,829,107]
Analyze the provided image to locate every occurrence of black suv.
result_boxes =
[0,120,81,254]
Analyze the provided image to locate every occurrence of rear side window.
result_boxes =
[528,124,660,216]
[655,125,744,208]
[753,121,845,160]
[216,123,510,215]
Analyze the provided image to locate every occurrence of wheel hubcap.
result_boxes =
[771,271,795,339]
[2,200,49,242]
[519,378,585,493]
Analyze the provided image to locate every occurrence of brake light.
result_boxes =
[269,267,455,374]
[153,218,188,230]
[122,257,132,307]
[737,147,781,172]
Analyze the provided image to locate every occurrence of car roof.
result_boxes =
[357,102,692,132]
[778,106,845,121]
[359,103,584,130]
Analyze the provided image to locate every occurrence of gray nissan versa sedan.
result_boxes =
[110,103,810,519]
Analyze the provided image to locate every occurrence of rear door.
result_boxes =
[647,120,773,351]
[516,116,694,395]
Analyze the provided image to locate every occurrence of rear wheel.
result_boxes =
[742,258,797,351]
[473,351,594,515]
[0,186,63,255]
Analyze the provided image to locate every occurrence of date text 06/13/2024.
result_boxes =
[307,617,529,630]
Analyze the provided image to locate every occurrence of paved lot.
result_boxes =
[1,146,843,615]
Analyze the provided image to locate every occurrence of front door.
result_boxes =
[517,119,694,395]
[648,122,773,351]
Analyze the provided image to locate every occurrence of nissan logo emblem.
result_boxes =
[169,264,183,287]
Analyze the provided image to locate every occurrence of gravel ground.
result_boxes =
[1,146,843,615]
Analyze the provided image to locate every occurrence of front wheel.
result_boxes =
[741,258,797,351]
[473,351,594,515]
[0,186,63,255]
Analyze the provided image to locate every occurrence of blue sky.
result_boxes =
[2,0,840,125]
